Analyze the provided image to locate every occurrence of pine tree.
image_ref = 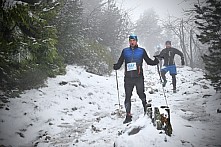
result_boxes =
[82,0,131,60]
[0,0,64,91]
[0,0,34,90]
[194,0,221,91]
[96,0,130,57]
[55,0,84,64]
[135,9,162,56]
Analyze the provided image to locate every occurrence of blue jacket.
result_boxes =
[115,46,159,78]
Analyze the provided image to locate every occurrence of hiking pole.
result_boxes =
[156,64,168,107]
[115,70,121,111]
[156,64,173,137]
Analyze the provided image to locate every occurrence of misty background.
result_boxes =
[0,0,220,95]
[118,0,192,21]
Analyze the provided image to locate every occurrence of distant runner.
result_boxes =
[156,41,185,93]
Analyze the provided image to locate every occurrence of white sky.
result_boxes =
[116,0,196,22]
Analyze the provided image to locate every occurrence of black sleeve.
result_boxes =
[174,48,184,60]
[143,49,159,65]
[160,49,166,57]
[115,50,124,69]
[155,49,165,60]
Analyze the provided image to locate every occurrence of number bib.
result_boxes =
[127,62,137,71]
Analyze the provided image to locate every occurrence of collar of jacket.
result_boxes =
[130,45,138,50]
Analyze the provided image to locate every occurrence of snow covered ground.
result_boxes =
[0,65,220,147]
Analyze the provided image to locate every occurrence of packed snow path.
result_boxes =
[0,65,220,147]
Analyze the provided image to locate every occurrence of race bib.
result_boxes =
[127,62,137,71]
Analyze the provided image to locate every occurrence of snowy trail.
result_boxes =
[0,65,220,147]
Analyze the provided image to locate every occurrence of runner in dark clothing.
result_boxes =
[113,34,159,124]
[157,41,185,93]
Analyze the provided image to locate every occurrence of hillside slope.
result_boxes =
[0,65,220,147]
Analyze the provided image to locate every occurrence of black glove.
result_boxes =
[153,56,159,63]
[154,55,163,61]
[153,55,160,58]
[113,64,118,70]
[181,59,185,65]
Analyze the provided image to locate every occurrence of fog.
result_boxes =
[117,0,195,22]
[1,1,220,146]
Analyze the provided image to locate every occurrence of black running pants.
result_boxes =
[124,77,146,114]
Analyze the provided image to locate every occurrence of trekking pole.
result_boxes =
[115,70,121,111]
[156,64,168,107]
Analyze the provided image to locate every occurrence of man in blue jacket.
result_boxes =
[113,34,159,124]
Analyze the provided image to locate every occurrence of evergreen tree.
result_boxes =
[55,0,84,64]
[0,0,64,91]
[54,0,115,75]
[97,0,130,58]
[135,9,162,56]
[82,0,131,58]
[194,0,221,91]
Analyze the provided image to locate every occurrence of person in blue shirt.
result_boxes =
[157,41,185,93]
[113,34,159,124]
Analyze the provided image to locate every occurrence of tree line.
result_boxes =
[134,0,221,91]
[0,0,131,93]
[0,0,220,94]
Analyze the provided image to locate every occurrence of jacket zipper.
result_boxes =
[131,48,134,78]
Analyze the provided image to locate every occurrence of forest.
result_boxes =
[0,0,220,94]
